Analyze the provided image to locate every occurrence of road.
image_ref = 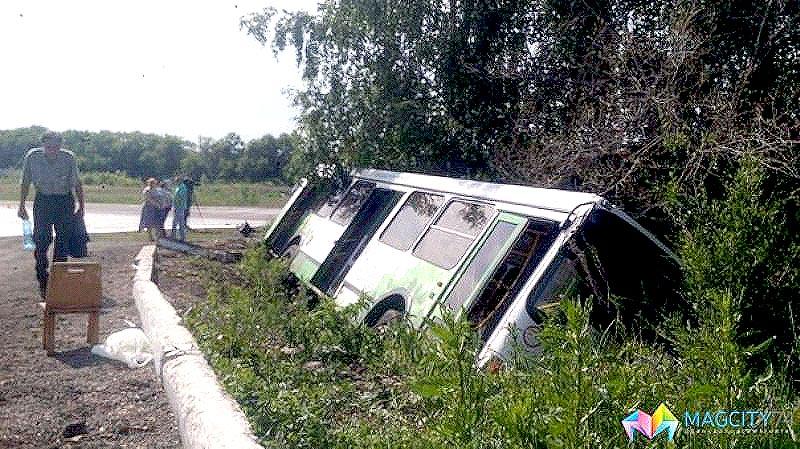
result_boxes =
[0,201,281,237]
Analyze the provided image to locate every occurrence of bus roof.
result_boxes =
[354,169,605,214]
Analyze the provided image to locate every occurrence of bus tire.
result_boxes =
[374,309,403,328]
[365,295,405,328]
[281,243,299,261]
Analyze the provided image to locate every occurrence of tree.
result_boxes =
[243,1,538,179]
[244,0,798,206]
[203,132,245,180]
[0,126,296,182]
[239,134,293,181]
[179,151,205,180]
[0,126,47,169]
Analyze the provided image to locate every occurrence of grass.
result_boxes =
[0,170,290,208]
[185,246,799,449]
[88,227,238,243]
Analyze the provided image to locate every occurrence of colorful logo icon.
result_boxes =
[622,403,679,441]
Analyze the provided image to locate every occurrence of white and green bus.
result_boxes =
[264,169,682,366]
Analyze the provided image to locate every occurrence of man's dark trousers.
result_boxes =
[33,193,73,292]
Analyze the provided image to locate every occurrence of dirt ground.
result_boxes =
[154,231,255,318]
[0,228,259,448]
[0,233,181,449]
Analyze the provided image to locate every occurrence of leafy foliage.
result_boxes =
[669,159,800,376]
[245,0,798,220]
[243,0,538,178]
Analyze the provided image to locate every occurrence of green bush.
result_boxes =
[187,247,427,448]
[667,158,800,376]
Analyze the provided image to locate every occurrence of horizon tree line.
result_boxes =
[0,126,296,183]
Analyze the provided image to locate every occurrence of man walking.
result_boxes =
[17,131,85,298]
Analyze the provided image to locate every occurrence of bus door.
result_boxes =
[312,188,402,295]
[439,213,558,339]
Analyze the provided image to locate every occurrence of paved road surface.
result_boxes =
[0,201,281,237]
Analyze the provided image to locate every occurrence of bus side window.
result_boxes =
[444,220,517,312]
[316,190,345,218]
[330,181,376,226]
[413,201,494,269]
[379,192,444,251]
[466,220,557,340]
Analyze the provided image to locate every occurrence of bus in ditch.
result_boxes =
[263,169,682,366]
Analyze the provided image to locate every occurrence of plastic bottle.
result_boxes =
[22,219,35,251]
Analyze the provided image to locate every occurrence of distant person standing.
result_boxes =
[171,178,189,241]
[183,178,195,228]
[17,131,86,298]
[154,180,172,236]
[139,178,161,241]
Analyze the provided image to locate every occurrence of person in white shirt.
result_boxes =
[18,131,86,298]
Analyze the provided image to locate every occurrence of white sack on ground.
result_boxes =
[91,327,153,369]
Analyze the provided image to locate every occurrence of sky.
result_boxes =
[0,0,317,144]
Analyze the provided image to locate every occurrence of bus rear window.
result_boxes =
[379,192,444,251]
